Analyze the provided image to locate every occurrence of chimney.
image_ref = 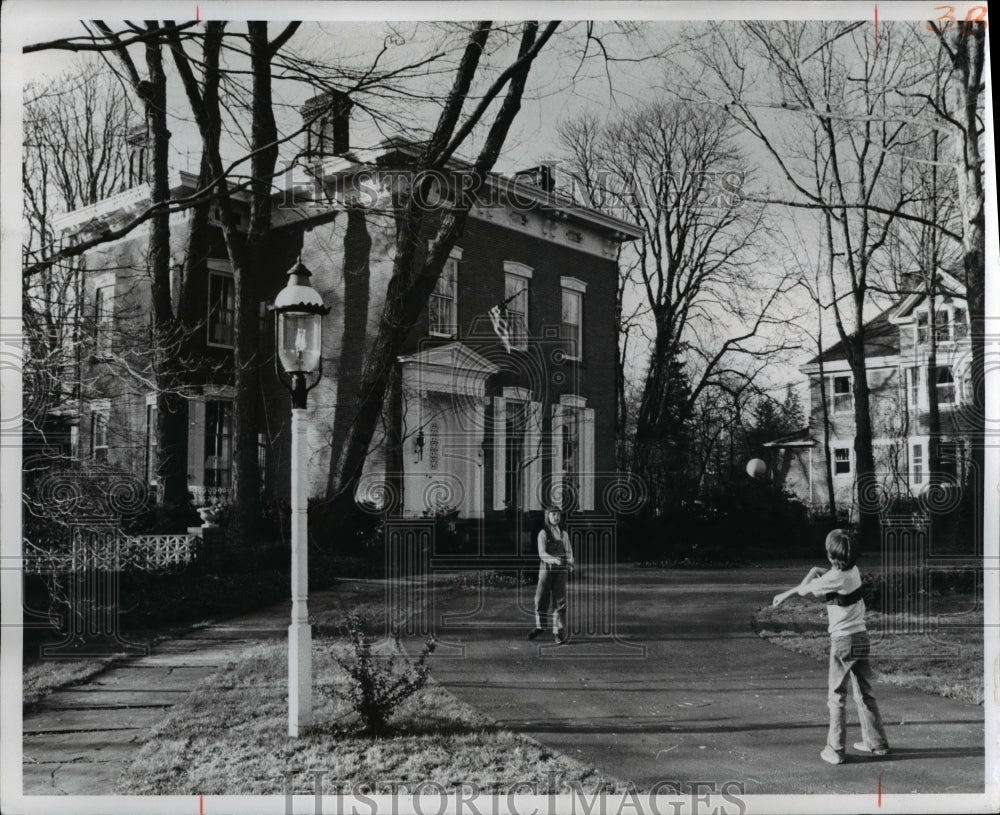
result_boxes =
[301,90,352,158]
[126,123,150,186]
[513,164,555,193]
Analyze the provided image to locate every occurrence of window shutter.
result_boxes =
[525,401,543,510]
[551,403,564,506]
[493,397,506,510]
[581,407,596,511]
[188,399,205,486]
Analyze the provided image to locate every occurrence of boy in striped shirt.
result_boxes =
[773,528,890,765]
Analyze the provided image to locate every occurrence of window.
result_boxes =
[145,402,158,485]
[934,309,950,343]
[504,273,529,350]
[94,284,114,357]
[560,277,587,361]
[833,447,851,476]
[907,366,921,412]
[207,270,235,347]
[916,304,969,345]
[204,401,233,487]
[916,312,929,344]
[831,375,852,414]
[936,366,956,405]
[953,308,968,339]
[69,425,79,460]
[429,257,458,337]
[91,410,109,463]
[912,443,924,486]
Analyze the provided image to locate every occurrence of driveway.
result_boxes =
[416,563,984,796]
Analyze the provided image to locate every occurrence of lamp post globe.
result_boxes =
[270,258,330,737]
[273,260,329,408]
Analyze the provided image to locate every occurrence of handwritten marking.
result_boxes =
[877,775,882,807]
[874,5,879,48]
[199,794,204,814]
[926,6,989,33]
[196,6,201,24]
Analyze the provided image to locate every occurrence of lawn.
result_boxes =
[753,593,984,705]
[114,637,625,795]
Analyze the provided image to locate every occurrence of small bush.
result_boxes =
[330,611,437,735]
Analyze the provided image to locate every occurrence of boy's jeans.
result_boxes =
[534,564,568,633]
[827,631,889,754]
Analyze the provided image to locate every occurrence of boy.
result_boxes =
[773,528,890,765]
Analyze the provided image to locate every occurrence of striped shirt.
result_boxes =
[806,566,867,636]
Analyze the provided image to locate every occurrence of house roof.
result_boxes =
[806,306,900,366]
[762,427,816,448]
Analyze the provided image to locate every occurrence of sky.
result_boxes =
[3,2,996,405]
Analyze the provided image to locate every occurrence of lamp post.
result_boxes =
[271,258,330,737]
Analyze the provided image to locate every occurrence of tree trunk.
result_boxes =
[327,207,372,490]
[142,39,188,511]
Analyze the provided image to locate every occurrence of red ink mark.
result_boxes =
[199,794,204,815]
[874,5,879,48]
[196,6,201,24]
[877,774,882,807]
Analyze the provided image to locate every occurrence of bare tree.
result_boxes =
[321,21,561,522]
[690,20,936,547]
[559,100,788,515]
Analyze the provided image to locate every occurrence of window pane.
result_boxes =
[562,290,582,358]
[834,447,850,474]
[208,274,235,346]
[953,308,968,339]
[505,274,528,348]
[204,401,233,487]
[936,366,955,404]
[912,443,923,484]
[916,312,929,343]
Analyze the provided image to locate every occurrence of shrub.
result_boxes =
[330,611,437,735]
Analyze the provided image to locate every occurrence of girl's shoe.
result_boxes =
[527,628,542,640]
[554,630,567,644]
[853,742,889,756]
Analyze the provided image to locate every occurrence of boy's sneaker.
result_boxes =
[853,742,889,756]
[527,628,542,640]
[820,746,844,765]
[554,630,567,645]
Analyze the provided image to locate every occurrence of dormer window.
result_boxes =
[915,303,968,346]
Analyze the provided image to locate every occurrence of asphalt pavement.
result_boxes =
[18,564,985,799]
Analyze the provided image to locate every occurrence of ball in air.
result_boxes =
[746,458,768,479]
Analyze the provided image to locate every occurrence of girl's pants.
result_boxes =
[534,564,568,633]
[827,631,890,755]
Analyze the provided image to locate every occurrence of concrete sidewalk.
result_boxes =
[21,581,382,795]
[20,566,985,797]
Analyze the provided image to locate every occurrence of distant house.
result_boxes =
[766,271,974,518]
[52,92,643,534]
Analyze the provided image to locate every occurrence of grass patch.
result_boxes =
[23,657,118,709]
[115,637,624,795]
[754,595,983,705]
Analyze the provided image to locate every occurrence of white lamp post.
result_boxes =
[271,258,330,737]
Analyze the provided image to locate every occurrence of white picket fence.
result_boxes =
[22,533,201,574]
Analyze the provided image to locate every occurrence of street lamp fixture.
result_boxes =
[270,258,330,737]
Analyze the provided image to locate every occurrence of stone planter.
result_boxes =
[196,506,225,528]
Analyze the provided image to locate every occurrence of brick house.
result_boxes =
[54,95,642,535]
[765,271,974,518]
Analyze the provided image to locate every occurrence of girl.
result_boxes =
[528,508,574,644]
